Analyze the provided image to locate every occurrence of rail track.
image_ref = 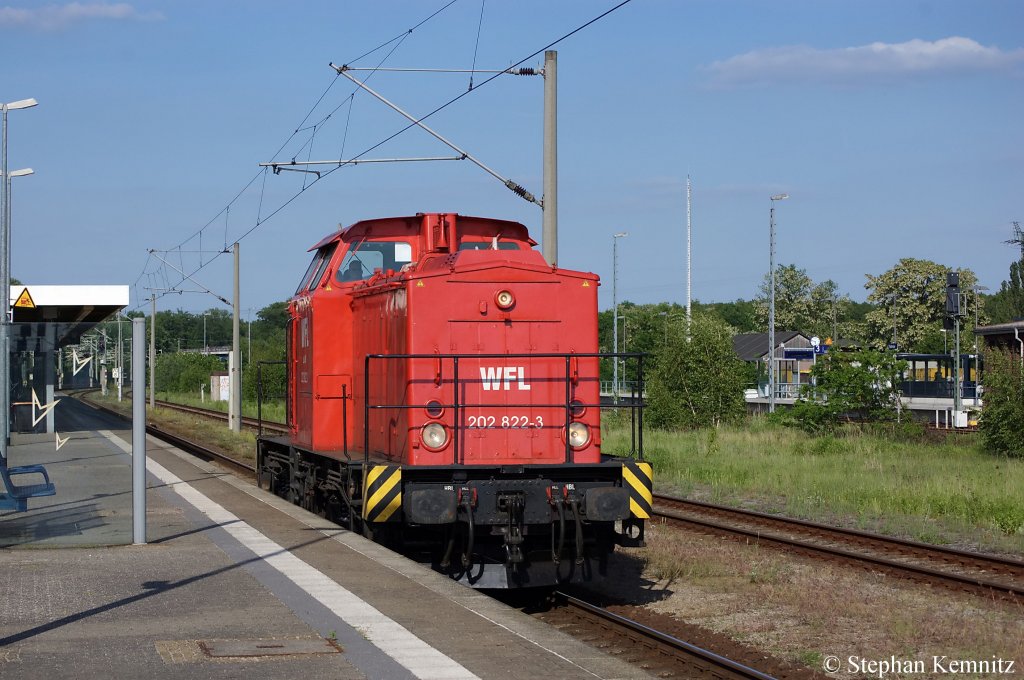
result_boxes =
[145,420,257,477]
[101,395,1024,604]
[654,495,1024,604]
[79,394,785,678]
[536,592,780,679]
[153,399,289,435]
[77,393,258,477]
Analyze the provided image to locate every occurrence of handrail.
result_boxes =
[362,351,647,464]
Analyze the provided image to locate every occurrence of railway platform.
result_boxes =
[0,397,648,679]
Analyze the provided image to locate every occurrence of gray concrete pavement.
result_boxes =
[0,396,650,679]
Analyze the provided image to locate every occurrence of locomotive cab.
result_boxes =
[259,213,652,588]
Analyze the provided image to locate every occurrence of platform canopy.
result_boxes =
[8,285,129,349]
[974,320,1024,352]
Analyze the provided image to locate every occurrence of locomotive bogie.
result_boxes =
[258,433,648,587]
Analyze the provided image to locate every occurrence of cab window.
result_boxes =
[337,240,413,282]
[308,243,337,289]
[295,243,338,294]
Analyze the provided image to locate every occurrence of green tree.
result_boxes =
[154,352,224,395]
[786,350,907,434]
[599,302,685,385]
[979,349,1024,457]
[755,264,812,331]
[864,259,983,352]
[242,301,290,401]
[645,313,747,429]
[754,264,851,340]
[702,299,758,332]
[987,253,1024,324]
[256,301,289,331]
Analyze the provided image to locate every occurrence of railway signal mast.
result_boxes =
[945,272,964,426]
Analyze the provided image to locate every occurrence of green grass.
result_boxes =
[88,391,260,462]
[155,391,286,424]
[604,418,1024,554]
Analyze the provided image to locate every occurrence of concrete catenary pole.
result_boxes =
[149,294,156,408]
[117,314,123,402]
[769,204,776,413]
[542,50,557,267]
[132,316,147,544]
[230,242,241,433]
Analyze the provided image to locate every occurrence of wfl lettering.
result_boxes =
[479,367,532,391]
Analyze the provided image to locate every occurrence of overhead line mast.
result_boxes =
[686,175,692,336]
[271,60,559,265]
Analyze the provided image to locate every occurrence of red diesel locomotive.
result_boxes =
[257,212,652,588]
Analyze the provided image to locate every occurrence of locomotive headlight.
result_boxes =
[421,422,450,450]
[495,289,515,310]
[567,422,591,449]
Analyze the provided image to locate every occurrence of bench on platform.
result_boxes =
[0,454,56,512]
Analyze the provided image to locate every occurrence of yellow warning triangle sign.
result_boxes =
[14,288,35,309]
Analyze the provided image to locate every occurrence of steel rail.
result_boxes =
[654,494,1024,602]
[552,592,777,680]
[76,393,257,476]
[144,421,256,476]
[153,399,289,435]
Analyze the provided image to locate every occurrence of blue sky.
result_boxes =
[3,0,1022,317]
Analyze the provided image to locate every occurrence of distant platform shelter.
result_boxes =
[7,285,129,433]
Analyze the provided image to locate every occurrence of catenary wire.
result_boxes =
[231,0,634,247]
[133,0,633,310]
[135,0,461,293]
[468,0,487,90]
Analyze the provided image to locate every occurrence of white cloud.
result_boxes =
[0,2,164,30]
[706,37,1024,87]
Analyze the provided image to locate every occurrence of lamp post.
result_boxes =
[1,97,37,461]
[612,232,628,402]
[2,167,32,424]
[768,193,788,413]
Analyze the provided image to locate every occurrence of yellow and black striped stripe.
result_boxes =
[362,465,402,523]
[622,461,653,519]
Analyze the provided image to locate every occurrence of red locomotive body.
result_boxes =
[259,213,651,588]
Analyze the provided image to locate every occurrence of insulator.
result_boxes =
[504,181,538,204]
[512,67,536,76]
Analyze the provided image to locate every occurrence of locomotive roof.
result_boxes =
[307,213,535,251]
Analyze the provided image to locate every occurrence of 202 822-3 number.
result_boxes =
[465,415,543,429]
